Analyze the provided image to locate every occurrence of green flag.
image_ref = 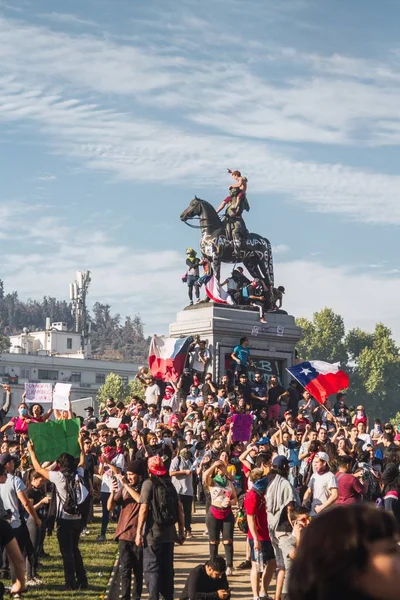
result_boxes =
[28,418,81,463]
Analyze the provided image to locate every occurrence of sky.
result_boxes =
[1,0,400,337]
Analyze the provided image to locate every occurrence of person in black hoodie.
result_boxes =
[180,556,230,600]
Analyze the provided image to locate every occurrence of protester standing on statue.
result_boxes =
[231,337,253,379]
[216,170,249,259]
[183,248,201,305]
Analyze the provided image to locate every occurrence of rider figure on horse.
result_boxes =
[216,169,249,259]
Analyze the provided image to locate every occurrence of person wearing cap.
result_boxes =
[107,460,146,600]
[272,285,285,310]
[136,455,185,600]
[266,455,298,600]
[302,452,338,517]
[83,406,98,428]
[185,247,201,305]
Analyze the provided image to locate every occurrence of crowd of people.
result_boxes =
[183,249,285,322]
[0,335,400,600]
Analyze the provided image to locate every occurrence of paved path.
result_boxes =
[109,505,275,599]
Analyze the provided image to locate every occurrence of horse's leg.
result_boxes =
[213,257,221,281]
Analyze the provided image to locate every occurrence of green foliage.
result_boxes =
[0,279,150,363]
[296,310,400,420]
[390,412,400,429]
[127,377,145,400]
[97,372,128,405]
[296,307,347,366]
[0,322,10,355]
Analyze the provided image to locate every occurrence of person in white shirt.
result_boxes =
[356,421,372,446]
[303,452,338,517]
[97,445,125,542]
[144,377,161,408]
[143,405,159,432]
[189,340,210,379]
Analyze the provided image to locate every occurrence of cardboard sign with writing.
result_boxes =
[107,417,122,429]
[24,383,53,403]
[53,383,72,411]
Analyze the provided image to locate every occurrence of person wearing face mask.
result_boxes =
[170,447,195,538]
[1,403,31,438]
[203,460,238,576]
[245,469,276,600]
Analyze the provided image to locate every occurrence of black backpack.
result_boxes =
[151,477,179,526]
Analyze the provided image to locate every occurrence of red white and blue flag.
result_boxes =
[287,360,349,405]
[148,335,193,383]
[205,276,234,305]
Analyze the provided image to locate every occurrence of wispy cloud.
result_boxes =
[36,173,57,181]
[39,12,98,28]
[1,12,400,227]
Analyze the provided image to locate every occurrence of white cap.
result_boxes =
[315,451,330,465]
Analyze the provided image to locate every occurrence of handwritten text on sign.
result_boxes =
[24,383,53,403]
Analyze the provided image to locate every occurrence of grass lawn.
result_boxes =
[7,517,117,600]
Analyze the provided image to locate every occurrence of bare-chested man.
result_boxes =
[216,169,249,259]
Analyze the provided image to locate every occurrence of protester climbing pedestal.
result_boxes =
[169,304,302,386]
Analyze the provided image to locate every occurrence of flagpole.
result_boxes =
[285,368,337,421]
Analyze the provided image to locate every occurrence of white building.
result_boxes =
[9,320,90,359]
[2,321,139,416]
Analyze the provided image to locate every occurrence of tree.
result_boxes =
[0,321,10,355]
[295,308,347,366]
[353,324,400,419]
[127,378,145,401]
[97,373,128,406]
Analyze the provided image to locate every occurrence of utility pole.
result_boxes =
[70,270,91,354]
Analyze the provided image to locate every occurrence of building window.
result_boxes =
[121,376,128,385]
[67,338,73,350]
[71,372,81,383]
[38,369,59,381]
[21,369,30,379]
[95,373,106,385]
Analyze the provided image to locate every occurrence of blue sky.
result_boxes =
[1,0,400,337]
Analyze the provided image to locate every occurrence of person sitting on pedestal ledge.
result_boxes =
[237,279,268,324]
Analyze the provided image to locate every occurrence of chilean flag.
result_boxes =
[205,276,234,305]
[287,360,349,405]
[148,335,193,383]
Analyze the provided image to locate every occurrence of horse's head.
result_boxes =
[180,196,202,222]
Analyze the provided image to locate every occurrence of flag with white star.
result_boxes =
[287,360,349,404]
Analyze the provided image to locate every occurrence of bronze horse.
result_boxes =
[180,196,274,304]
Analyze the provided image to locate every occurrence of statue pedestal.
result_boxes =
[169,304,302,386]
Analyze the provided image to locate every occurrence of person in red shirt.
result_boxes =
[244,468,276,600]
[335,455,366,505]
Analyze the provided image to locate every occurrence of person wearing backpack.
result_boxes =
[27,440,88,591]
[136,455,185,600]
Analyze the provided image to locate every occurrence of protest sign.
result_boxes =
[107,417,122,429]
[53,383,72,411]
[28,418,81,463]
[24,383,53,403]
[231,413,253,442]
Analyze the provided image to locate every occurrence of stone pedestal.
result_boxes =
[169,304,302,386]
